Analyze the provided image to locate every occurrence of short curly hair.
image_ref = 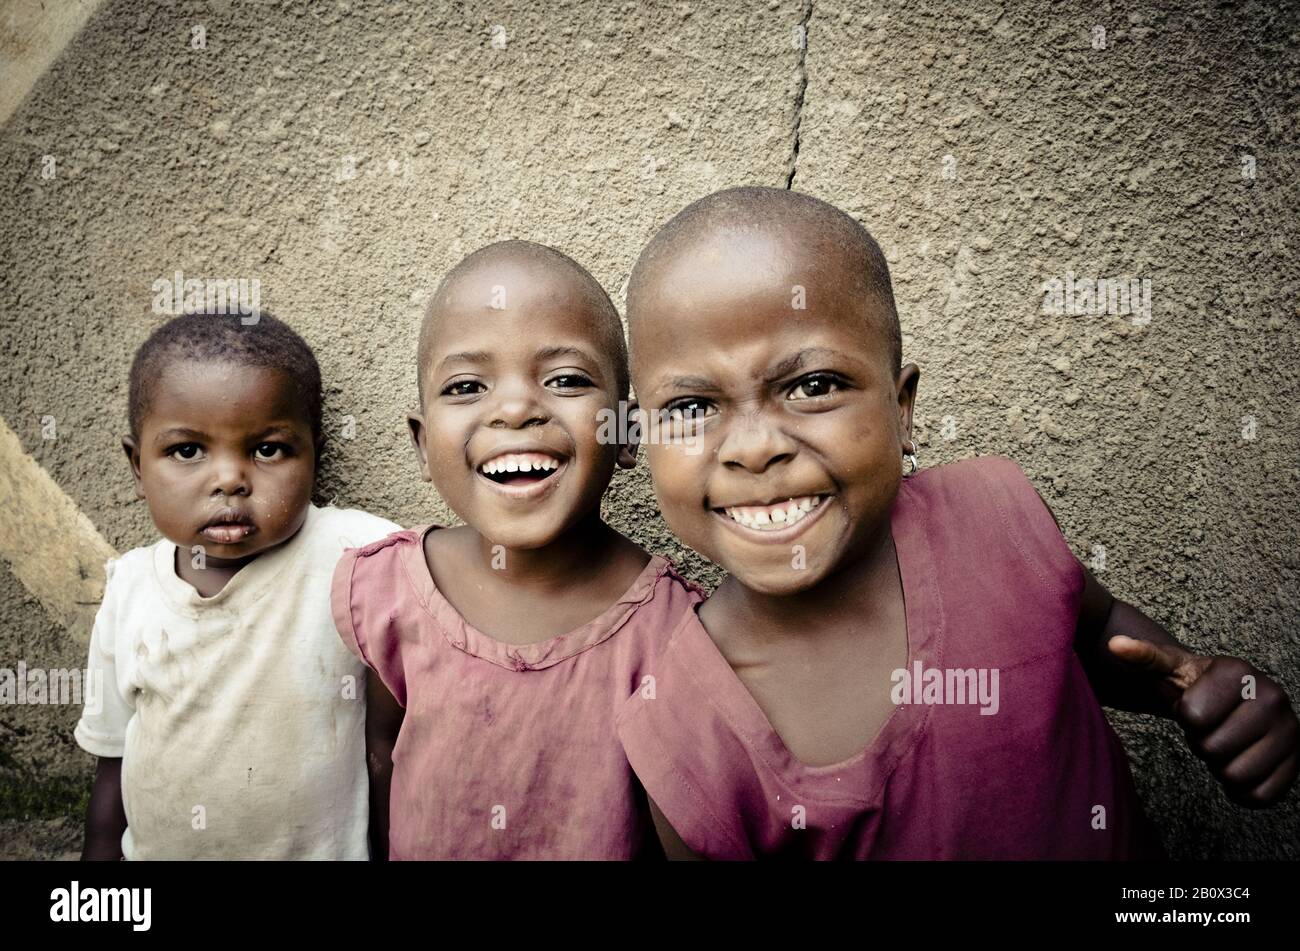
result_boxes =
[128,311,323,444]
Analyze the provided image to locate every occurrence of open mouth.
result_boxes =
[475,451,567,495]
[712,493,833,536]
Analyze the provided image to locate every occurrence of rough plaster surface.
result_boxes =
[0,0,1296,858]
[0,0,106,127]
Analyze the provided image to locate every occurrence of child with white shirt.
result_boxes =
[75,311,398,859]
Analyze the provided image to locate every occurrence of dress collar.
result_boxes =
[398,523,675,672]
[659,475,943,805]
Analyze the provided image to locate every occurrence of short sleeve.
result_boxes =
[329,532,413,708]
[968,455,1085,601]
[617,693,754,860]
[73,558,135,758]
[330,547,367,666]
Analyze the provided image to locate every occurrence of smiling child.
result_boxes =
[75,311,399,859]
[616,187,1298,859]
[330,240,704,859]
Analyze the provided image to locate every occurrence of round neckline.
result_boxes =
[672,474,943,803]
[398,523,672,672]
[150,505,316,616]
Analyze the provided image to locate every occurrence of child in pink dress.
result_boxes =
[332,240,704,859]
[616,187,1299,859]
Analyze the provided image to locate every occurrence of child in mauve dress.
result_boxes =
[615,187,1299,859]
[331,240,704,859]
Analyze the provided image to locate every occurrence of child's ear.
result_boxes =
[896,363,920,446]
[121,435,146,500]
[406,412,433,482]
[617,400,640,469]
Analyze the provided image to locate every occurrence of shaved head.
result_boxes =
[418,239,628,404]
[627,186,902,377]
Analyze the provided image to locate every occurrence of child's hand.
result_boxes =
[1107,635,1299,808]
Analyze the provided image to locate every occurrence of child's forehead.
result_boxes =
[630,234,883,369]
[427,294,614,361]
[439,252,573,303]
[639,217,866,311]
[424,259,619,364]
[143,359,308,428]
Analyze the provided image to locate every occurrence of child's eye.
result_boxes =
[442,379,485,397]
[788,373,846,400]
[254,443,290,461]
[660,399,716,433]
[547,373,594,390]
[167,443,204,462]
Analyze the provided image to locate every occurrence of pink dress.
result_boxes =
[331,525,705,859]
[616,455,1165,860]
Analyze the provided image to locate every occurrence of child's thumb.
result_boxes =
[1106,635,1204,690]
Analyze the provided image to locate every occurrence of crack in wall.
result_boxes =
[785,0,814,188]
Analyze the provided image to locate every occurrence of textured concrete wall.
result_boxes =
[0,0,1295,859]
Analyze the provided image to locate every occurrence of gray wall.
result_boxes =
[1,0,1296,859]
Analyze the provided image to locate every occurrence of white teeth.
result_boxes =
[723,495,825,532]
[480,452,561,476]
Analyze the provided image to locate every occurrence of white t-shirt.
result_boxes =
[74,504,400,860]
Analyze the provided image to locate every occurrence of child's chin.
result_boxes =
[477,517,570,551]
[726,560,830,597]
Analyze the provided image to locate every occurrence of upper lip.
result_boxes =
[711,491,832,509]
[475,445,569,469]
[201,508,255,528]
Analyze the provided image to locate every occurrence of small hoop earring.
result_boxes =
[902,444,919,478]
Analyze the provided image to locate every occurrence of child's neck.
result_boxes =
[708,519,899,647]
[429,509,649,647]
[467,509,630,591]
[174,547,256,598]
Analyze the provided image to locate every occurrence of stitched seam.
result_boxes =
[979,458,1064,597]
[405,544,674,670]
[869,484,943,801]
[343,553,378,673]
[629,701,750,858]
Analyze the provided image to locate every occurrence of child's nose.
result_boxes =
[209,453,250,496]
[716,414,797,473]
[487,383,550,429]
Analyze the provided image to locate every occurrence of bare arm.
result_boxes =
[1029,483,1189,715]
[1038,487,1298,805]
[80,757,127,861]
[364,670,404,861]
[1074,566,1190,716]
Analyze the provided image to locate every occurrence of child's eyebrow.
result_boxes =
[152,427,206,446]
[655,373,719,394]
[535,344,598,366]
[438,345,603,374]
[437,350,493,371]
[651,347,862,396]
[248,425,305,442]
[762,347,860,383]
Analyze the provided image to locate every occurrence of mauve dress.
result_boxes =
[616,455,1166,860]
[332,526,705,859]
